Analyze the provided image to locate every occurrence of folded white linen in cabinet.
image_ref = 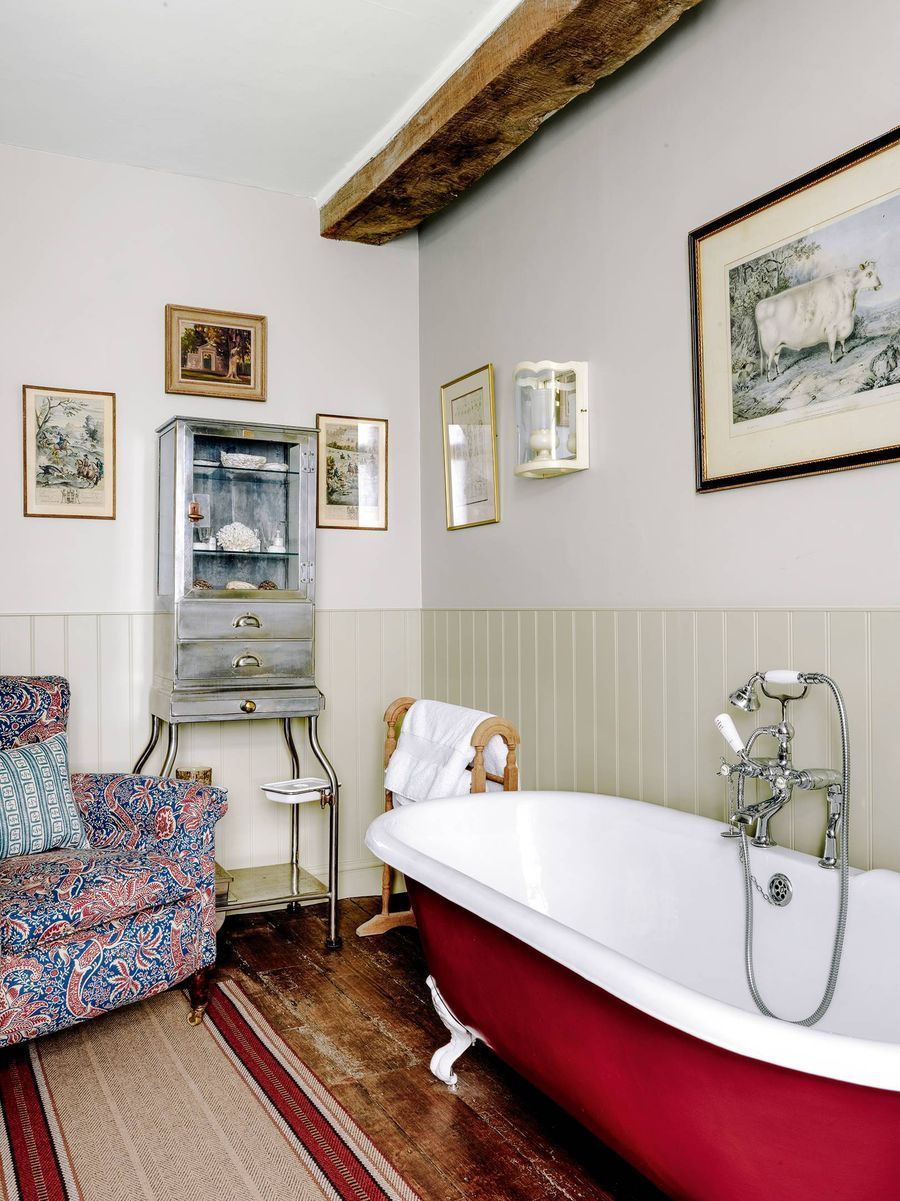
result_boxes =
[385,700,508,804]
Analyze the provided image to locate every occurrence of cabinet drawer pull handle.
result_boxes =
[240,698,257,713]
[233,653,261,669]
[233,613,261,628]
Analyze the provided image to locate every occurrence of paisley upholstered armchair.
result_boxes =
[0,676,227,1047]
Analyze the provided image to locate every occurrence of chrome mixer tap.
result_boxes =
[715,670,842,863]
[713,669,852,1026]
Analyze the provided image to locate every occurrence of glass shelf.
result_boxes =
[193,548,297,557]
[216,863,327,914]
[193,461,297,479]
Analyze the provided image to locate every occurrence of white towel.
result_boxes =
[385,700,508,805]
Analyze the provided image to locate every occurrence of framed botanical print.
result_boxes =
[23,385,116,519]
[691,126,900,490]
[316,413,388,531]
[166,304,267,401]
[440,364,500,530]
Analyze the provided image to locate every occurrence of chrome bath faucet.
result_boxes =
[715,670,843,868]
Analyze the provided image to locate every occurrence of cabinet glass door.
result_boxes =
[187,432,307,598]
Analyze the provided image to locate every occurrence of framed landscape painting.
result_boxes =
[440,364,500,530]
[316,414,388,530]
[23,385,116,519]
[691,126,900,490]
[166,304,267,401]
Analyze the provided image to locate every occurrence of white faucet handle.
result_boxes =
[715,713,745,755]
[764,669,801,686]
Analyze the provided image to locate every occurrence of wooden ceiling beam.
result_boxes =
[319,0,701,245]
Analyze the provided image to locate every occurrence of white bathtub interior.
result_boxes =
[382,791,900,1044]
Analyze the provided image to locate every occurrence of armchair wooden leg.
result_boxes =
[187,967,212,1026]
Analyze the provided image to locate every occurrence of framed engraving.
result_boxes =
[316,413,388,531]
[440,364,500,530]
[23,385,116,519]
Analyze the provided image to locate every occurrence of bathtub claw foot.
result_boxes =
[427,974,475,1087]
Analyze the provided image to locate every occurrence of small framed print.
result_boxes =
[23,386,116,520]
[440,364,500,530]
[166,304,267,401]
[316,414,388,531]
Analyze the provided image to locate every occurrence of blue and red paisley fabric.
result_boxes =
[0,677,228,1048]
[0,677,70,750]
[0,846,197,954]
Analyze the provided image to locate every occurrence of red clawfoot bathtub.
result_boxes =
[366,790,900,1201]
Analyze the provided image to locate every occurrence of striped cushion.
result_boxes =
[0,733,89,862]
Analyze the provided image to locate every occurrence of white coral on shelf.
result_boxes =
[215,522,261,553]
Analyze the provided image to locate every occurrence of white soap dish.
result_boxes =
[261,776,331,804]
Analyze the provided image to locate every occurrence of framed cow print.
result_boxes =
[691,126,900,490]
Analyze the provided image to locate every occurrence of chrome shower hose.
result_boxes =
[740,673,850,1027]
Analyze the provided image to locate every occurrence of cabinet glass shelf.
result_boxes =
[193,548,298,557]
[193,462,298,480]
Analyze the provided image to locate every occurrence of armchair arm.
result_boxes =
[71,773,228,873]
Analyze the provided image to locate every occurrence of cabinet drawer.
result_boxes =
[162,687,323,721]
[176,639,313,682]
[177,600,313,641]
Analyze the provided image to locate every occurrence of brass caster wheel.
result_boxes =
[187,1006,206,1026]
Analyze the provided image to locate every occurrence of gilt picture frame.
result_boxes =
[166,304,267,401]
[440,364,500,531]
[691,126,900,491]
[316,413,388,531]
[23,385,116,519]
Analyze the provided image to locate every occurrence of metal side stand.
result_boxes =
[133,711,341,951]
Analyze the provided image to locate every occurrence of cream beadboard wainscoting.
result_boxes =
[1,609,421,897]
[422,608,900,873]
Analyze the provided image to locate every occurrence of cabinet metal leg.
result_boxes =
[308,714,341,950]
[283,717,303,907]
[133,715,162,774]
[159,722,180,777]
[282,717,301,778]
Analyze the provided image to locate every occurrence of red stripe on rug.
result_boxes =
[0,1048,69,1201]
[207,985,393,1201]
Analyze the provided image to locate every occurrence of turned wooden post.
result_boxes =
[187,967,212,1026]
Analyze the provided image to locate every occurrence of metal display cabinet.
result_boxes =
[135,416,341,948]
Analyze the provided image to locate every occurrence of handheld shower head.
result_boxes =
[729,674,762,713]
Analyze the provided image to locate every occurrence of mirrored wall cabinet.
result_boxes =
[513,360,589,478]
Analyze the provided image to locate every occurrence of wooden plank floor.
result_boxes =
[219,898,669,1201]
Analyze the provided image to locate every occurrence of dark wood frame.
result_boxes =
[315,413,388,531]
[690,125,900,492]
[22,385,117,520]
[165,304,267,402]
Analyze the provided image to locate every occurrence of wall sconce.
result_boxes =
[513,361,588,477]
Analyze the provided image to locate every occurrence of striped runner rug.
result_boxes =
[0,979,422,1201]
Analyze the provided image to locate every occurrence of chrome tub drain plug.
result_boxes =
[767,873,793,907]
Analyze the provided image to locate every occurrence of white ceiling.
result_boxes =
[0,0,520,204]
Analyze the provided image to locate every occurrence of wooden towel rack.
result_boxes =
[356,696,520,937]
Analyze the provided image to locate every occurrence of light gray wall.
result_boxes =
[418,0,900,610]
[1,143,421,613]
